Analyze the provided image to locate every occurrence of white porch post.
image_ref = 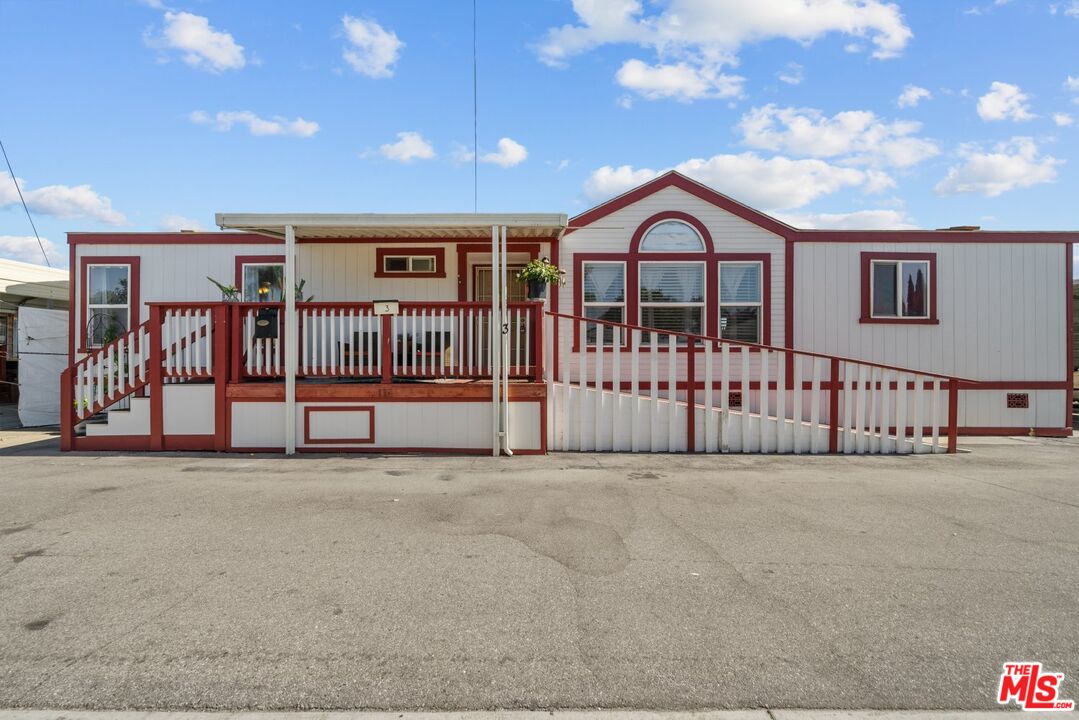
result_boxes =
[500,224,512,455]
[490,224,500,456]
[284,224,297,455]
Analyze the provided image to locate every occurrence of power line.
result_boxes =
[0,138,51,267]
[472,0,478,213]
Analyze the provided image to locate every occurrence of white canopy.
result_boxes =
[214,213,567,240]
[0,258,68,308]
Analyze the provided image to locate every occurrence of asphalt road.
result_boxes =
[0,435,1077,711]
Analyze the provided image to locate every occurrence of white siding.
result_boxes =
[792,242,1067,381]
[561,186,787,348]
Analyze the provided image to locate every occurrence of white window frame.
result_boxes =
[869,259,930,319]
[241,262,285,302]
[639,219,706,253]
[638,260,707,343]
[718,260,763,344]
[581,261,627,347]
[86,263,131,349]
[382,254,438,274]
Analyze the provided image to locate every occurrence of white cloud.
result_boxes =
[935,136,1061,197]
[615,59,744,101]
[480,137,529,168]
[154,11,246,72]
[341,15,403,78]
[776,62,804,86]
[776,209,918,230]
[159,214,204,231]
[378,132,435,162]
[737,105,940,168]
[1053,112,1074,127]
[537,0,911,102]
[584,153,886,210]
[976,81,1035,121]
[189,110,319,137]
[1066,76,1079,92]
[0,235,63,266]
[897,84,932,108]
[1051,1,1079,16]
[0,172,127,225]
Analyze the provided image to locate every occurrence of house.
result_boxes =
[0,258,69,411]
[59,172,1075,455]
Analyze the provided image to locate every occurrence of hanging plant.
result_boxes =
[515,258,565,300]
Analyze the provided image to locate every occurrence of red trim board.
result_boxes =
[374,247,447,278]
[302,405,375,444]
[78,255,141,353]
[859,251,939,325]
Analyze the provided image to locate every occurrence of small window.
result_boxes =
[582,262,626,346]
[639,262,705,342]
[871,260,929,319]
[242,264,284,302]
[718,262,762,343]
[86,264,131,347]
[382,255,437,274]
[640,220,705,252]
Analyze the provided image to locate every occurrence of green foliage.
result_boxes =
[295,278,314,302]
[515,258,565,286]
[207,276,240,302]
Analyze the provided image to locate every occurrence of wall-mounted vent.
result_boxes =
[729,391,743,409]
[1007,393,1029,409]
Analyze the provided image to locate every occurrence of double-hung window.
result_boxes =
[718,262,763,343]
[870,259,930,319]
[581,262,625,345]
[639,262,705,342]
[242,263,284,302]
[86,264,131,347]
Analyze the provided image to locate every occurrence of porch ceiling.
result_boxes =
[214,213,567,240]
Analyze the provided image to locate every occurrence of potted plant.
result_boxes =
[515,258,565,300]
[207,276,240,302]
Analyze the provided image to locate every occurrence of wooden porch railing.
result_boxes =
[544,311,975,454]
[229,301,544,382]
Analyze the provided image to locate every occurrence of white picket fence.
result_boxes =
[544,313,960,454]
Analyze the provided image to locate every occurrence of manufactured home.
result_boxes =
[60,172,1075,455]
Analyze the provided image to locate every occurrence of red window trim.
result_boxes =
[572,250,771,351]
[374,247,446,278]
[859,251,939,325]
[630,211,715,253]
[79,256,140,354]
[303,405,375,445]
[234,255,286,301]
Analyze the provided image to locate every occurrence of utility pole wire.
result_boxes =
[0,138,50,267]
[472,0,478,213]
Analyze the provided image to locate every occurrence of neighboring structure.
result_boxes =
[0,258,69,406]
[59,172,1075,455]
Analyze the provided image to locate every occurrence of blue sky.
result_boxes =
[1,0,1078,273]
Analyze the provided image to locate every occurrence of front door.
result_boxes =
[473,265,528,372]
[473,265,527,302]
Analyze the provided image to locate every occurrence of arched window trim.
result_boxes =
[638,219,706,253]
[629,211,715,254]
[571,209,771,351]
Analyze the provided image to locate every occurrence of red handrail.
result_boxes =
[545,310,976,384]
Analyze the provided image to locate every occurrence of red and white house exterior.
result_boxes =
[61,172,1075,454]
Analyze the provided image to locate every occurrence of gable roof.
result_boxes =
[568,170,1079,244]
[568,171,797,239]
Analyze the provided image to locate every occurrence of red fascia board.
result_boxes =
[793,230,1079,244]
[568,172,797,239]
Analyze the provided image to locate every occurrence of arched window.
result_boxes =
[639,220,705,252]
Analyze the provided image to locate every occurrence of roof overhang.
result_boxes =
[0,258,69,306]
[214,213,568,240]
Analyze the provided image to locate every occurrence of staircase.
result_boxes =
[61,304,222,450]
